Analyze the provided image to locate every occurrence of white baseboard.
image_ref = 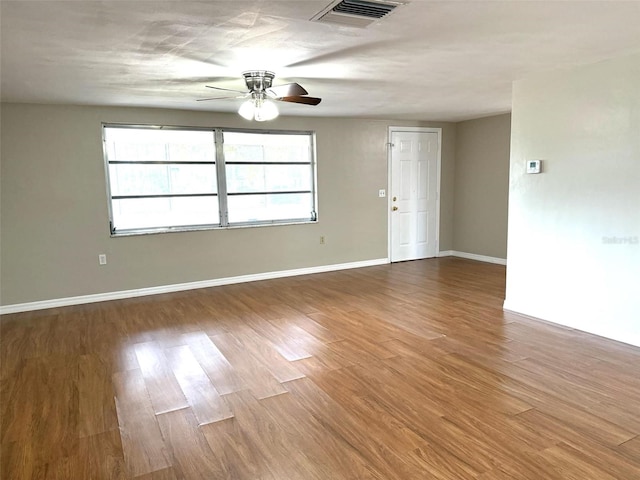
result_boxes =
[0,258,390,315]
[503,300,640,348]
[438,250,507,265]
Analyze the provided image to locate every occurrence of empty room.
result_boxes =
[1,1,639,479]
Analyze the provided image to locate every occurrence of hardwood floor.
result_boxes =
[2,257,639,479]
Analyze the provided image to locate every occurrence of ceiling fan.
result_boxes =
[198,70,322,121]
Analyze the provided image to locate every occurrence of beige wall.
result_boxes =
[437,123,457,252]
[0,104,455,306]
[453,113,511,259]
[505,53,640,347]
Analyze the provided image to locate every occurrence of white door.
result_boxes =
[390,130,439,262]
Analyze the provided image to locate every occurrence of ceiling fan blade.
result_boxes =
[205,85,248,94]
[277,96,322,106]
[196,95,244,102]
[267,83,308,97]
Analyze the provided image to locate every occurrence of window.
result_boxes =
[103,125,317,235]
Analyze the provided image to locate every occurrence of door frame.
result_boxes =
[387,126,442,262]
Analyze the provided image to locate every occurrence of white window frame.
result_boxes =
[102,123,318,236]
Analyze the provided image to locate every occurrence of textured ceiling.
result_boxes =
[2,0,640,121]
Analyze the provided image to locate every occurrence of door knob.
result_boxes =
[392,206,398,211]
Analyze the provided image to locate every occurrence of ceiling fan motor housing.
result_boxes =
[243,71,275,92]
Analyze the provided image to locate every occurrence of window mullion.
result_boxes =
[164,143,173,211]
[310,136,318,220]
[214,129,229,226]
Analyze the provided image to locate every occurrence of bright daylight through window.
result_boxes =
[103,125,317,235]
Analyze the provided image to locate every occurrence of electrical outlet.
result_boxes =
[320,236,325,245]
[98,254,107,265]
[378,189,386,198]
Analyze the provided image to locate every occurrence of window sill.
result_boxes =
[110,219,319,238]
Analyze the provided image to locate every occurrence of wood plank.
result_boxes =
[132,467,180,480]
[301,367,428,454]
[284,377,439,479]
[76,429,127,480]
[494,372,637,446]
[164,344,233,425]
[182,331,246,395]
[402,445,479,480]
[474,450,580,480]
[258,389,388,479]
[209,333,287,399]
[536,442,620,480]
[617,435,640,463]
[1,358,40,445]
[227,315,307,382]
[507,356,640,429]
[267,305,344,343]
[84,305,137,374]
[201,417,277,480]
[78,353,118,437]
[112,369,172,477]
[0,323,30,380]
[551,436,640,479]
[0,441,42,480]
[156,408,225,479]
[29,355,79,465]
[515,407,636,453]
[237,311,317,362]
[222,390,325,479]
[134,342,189,415]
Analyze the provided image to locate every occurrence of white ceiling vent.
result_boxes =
[312,0,405,28]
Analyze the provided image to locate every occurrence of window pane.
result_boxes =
[105,128,215,162]
[223,132,311,163]
[223,131,315,225]
[109,164,217,196]
[226,164,311,193]
[228,193,313,223]
[111,196,219,231]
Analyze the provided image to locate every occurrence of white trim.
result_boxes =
[502,301,523,315]
[438,250,507,265]
[0,258,389,315]
[387,126,442,262]
[503,301,640,348]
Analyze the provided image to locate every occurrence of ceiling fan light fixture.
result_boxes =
[238,97,279,122]
[255,99,279,121]
[238,99,256,120]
